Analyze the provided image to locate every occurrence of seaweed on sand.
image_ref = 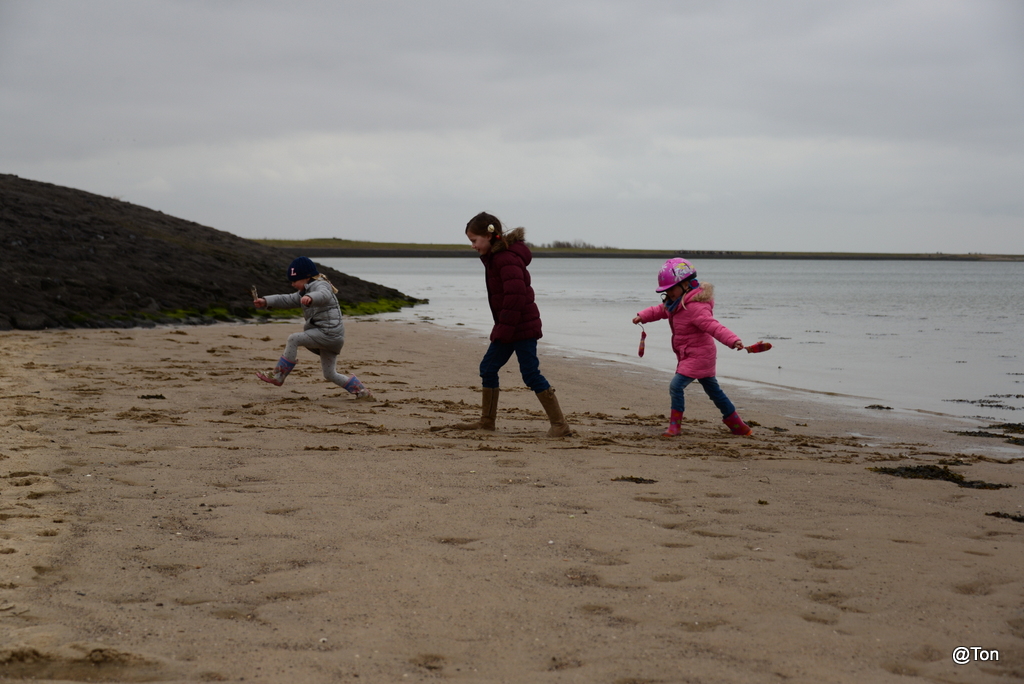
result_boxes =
[948,423,1024,447]
[985,511,1024,523]
[868,464,1012,490]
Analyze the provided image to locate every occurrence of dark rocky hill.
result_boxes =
[0,174,418,330]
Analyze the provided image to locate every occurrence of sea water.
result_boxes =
[321,257,1024,425]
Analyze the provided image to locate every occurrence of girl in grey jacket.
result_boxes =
[254,257,372,399]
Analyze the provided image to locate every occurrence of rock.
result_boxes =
[0,174,418,330]
[11,313,49,330]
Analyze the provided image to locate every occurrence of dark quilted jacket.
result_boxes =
[480,227,543,343]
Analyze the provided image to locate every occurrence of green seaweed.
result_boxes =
[253,308,302,320]
[869,464,1012,490]
[254,297,426,320]
[53,296,424,330]
[338,297,428,316]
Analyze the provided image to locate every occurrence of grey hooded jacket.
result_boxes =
[263,278,345,353]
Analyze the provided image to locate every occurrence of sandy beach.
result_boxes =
[2,318,1022,683]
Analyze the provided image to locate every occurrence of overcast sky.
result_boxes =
[2,1,1022,253]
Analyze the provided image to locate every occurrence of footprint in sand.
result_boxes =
[707,552,741,561]
[634,496,676,505]
[677,618,727,632]
[808,590,862,613]
[801,610,840,625]
[579,604,613,615]
[691,529,736,538]
[435,537,478,546]
[952,578,996,596]
[560,568,602,587]
[0,649,175,682]
[795,549,850,570]
[578,605,638,628]
[264,508,301,516]
[547,656,584,671]
[409,653,446,672]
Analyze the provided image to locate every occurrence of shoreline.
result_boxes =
[552,339,1024,461]
[2,320,1022,682]
[370,306,1024,450]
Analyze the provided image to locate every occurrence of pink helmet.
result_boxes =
[655,258,697,292]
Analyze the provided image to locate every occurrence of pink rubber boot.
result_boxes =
[662,409,684,437]
[723,411,752,435]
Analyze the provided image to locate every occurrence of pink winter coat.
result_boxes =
[636,283,740,379]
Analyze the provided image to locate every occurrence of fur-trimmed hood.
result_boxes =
[486,226,532,268]
[684,282,714,306]
[490,226,527,254]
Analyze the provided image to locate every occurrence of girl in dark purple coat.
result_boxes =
[454,212,571,437]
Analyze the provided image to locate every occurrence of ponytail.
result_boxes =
[465,211,508,251]
[312,273,338,294]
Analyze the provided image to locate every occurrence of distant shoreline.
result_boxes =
[260,244,1024,261]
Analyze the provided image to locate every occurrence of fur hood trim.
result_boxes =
[682,282,714,308]
[492,227,526,253]
[691,282,714,302]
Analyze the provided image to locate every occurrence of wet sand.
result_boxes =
[2,319,1023,683]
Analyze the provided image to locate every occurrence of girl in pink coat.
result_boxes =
[632,258,752,437]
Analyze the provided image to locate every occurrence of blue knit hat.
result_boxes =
[287,257,319,282]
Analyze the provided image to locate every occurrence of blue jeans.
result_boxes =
[480,339,550,393]
[669,374,735,416]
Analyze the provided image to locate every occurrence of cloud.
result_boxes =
[2,0,1022,252]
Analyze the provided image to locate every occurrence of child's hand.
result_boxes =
[632,316,642,325]
[254,298,267,309]
[301,295,313,306]
[732,340,744,350]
